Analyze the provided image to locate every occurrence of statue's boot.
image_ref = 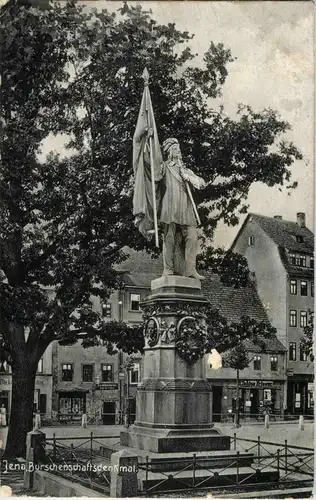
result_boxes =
[187,271,205,280]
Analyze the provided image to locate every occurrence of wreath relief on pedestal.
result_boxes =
[176,316,213,365]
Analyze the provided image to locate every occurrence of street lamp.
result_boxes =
[123,357,134,428]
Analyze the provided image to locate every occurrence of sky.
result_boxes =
[44,1,315,248]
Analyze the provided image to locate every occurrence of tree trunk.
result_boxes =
[4,361,37,458]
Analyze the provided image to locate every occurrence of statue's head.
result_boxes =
[163,138,182,160]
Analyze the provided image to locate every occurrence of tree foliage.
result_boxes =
[300,309,314,361]
[222,343,250,371]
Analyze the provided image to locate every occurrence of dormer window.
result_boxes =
[289,253,296,265]
[296,235,303,243]
[289,253,306,267]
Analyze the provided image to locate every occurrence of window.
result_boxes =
[290,280,297,295]
[62,364,73,381]
[253,355,261,370]
[37,358,44,373]
[311,282,314,297]
[289,310,297,327]
[130,294,140,311]
[310,257,314,269]
[292,254,306,267]
[296,235,303,243]
[295,254,301,266]
[289,342,296,361]
[300,281,308,296]
[82,364,94,382]
[289,253,296,265]
[248,236,255,246]
[270,356,278,371]
[300,311,307,328]
[101,364,113,382]
[300,344,308,361]
[129,362,140,384]
[102,303,112,318]
[299,255,306,267]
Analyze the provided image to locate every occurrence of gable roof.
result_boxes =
[116,248,286,352]
[248,213,314,254]
[231,213,314,278]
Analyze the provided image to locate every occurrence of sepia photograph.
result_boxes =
[0,0,314,498]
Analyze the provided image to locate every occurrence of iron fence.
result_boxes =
[213,412,314,423]
[37,431,121,494]
[138,435,314,495]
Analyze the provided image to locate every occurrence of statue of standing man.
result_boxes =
[133,69,206,280]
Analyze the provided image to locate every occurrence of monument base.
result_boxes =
[120,425,230,453]
[121,275,232,455]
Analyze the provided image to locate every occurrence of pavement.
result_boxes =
[0,421,313,451]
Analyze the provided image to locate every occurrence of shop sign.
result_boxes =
[308,383,314,392]
[245,400,251,407]
[98,383,118,390]
[35,379,48,386]
[0,377,11,385]
[295,401,301,408]
[239,380,274,388]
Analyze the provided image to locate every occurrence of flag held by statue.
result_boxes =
[132,68,162,246]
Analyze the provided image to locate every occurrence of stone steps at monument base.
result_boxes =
[137,465,279,492]
[99,444,255,470]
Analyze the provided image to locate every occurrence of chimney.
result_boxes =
[274,215,282,220]
[296,212,306,228]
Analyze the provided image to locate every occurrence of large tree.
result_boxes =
[1,0,301,457]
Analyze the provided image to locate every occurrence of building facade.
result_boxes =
[231,212,314,415]
[203,275,287,421]
[50,248,161,424]
[0,342,53,423]
[51,340,141,425]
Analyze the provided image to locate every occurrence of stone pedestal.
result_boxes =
[121,276,230,453]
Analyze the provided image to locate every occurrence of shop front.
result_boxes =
[287,375,314,416]
[231,380,284,418]
[58,390,88,422]
[213,379,285,422]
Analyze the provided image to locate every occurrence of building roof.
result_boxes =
[202,275,286,352]
[248,213,314,254]
[116,248,163,288]
[231,213,314,278]
[117,248,286,352]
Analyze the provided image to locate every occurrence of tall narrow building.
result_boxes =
[231,212,314,415]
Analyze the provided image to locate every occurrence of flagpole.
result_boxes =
[178,159,201,226]
[142,68,159,248]
[185,182,201,226]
